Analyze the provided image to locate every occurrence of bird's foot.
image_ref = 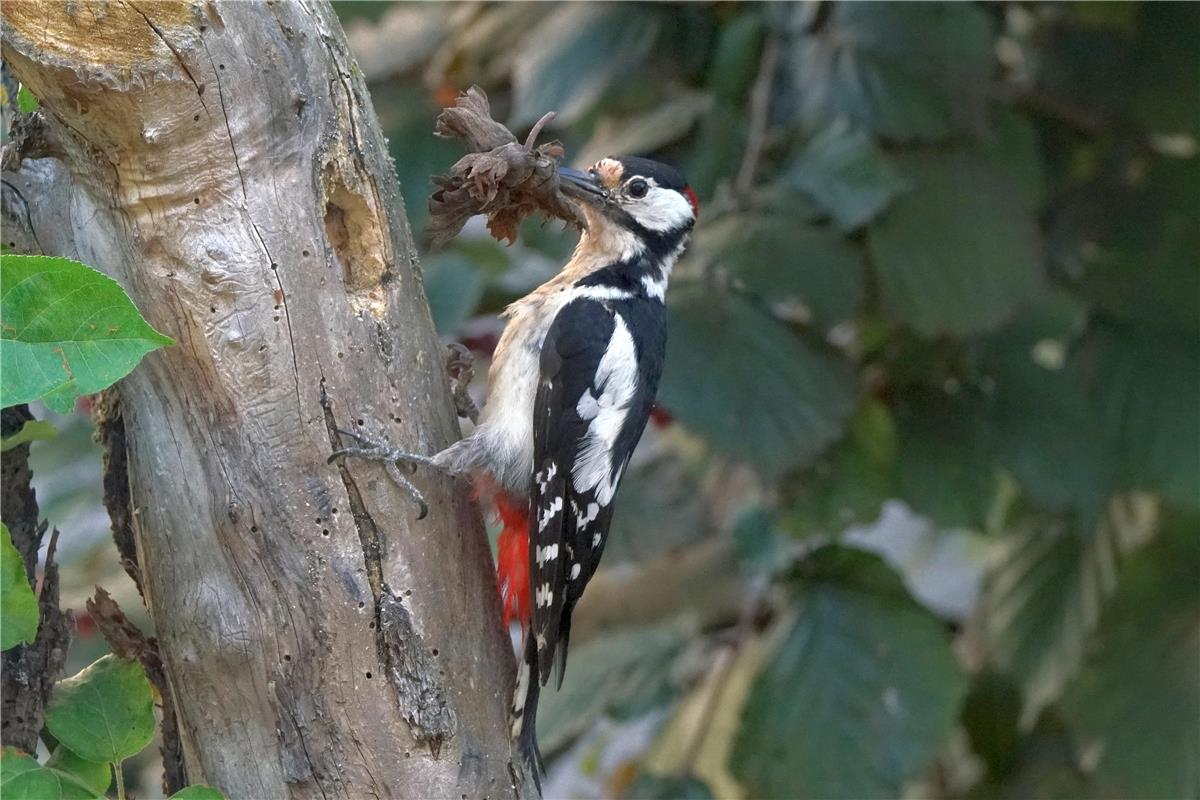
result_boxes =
[327,428,440,520]
[446,342,479,424]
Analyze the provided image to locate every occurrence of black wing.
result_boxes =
[529,296,666,687]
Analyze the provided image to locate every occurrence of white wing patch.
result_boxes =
[571,313,639,506]
[538,496,564,531]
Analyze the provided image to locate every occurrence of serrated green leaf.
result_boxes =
[45,747,110,797]
[699,213,866,329]
[1,419,57,452]
[732,547,968,799]
[46,655,156,764]
[1,522,38,650]
[659,285,857,478]
[789,124,910,231]
[789,3,994,142]
[977,511,1147,725]
[868,152,1045,337]
[1,255,173,414]
[511,4,662,127]
[1082,323,1200,510]
[169,786,228,800]
[1061,515,1200,799]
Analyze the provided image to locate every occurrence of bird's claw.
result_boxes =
[327,428,435,520]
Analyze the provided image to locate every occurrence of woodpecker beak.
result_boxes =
[558,167,607,206]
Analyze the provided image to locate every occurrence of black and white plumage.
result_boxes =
[499,157,696,785]
[530,292,666,680]
[333,156,696,789]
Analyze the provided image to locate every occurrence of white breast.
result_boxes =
[471,290,572,491]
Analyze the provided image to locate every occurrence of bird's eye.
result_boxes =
[627,178,648,199]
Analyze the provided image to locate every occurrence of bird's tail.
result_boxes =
[511,630,544,793]
[495,492,531,628]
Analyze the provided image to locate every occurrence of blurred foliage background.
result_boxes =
[19,2,1198,798]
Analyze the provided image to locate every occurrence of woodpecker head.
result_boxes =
[559,156,698,257]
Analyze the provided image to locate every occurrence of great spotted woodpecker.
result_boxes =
[332,155,697,786]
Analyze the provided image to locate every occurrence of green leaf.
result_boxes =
[46,655,156,764]
[977,293,1112,518]
[45,747,110,797]
[17,85,38,114]
[784,399,898,537]
[868,152,1045,337]
[1061,515,1200,799]
[789,3,994,142]
[659,285,857,478]
[169,786,228,800]
[511,4,662,127]
[789,124,910,231]
[1,522,38,650]
[976,505,1157,724]
[577,90,711,167]
[0,255,174,414]
[977,108,1046,214]
[1132,3,1200,136]
[0,748,101,800]
[0,748,40,788]
[732,547,968,799]
[537,621,692,752]
[732,508,789,576]
[960,670,1023,778]
[706,12,765,103]
[685,101,743,200]
[700,213,866,329]
[1081,323,1200,510]
[1053,158,1200,336]
[0,419,57,452]
[894,390,998,531]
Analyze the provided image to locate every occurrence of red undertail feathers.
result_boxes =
[495,492,531,628]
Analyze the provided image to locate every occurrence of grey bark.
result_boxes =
[0,406,71,754]
[1,2,526,797]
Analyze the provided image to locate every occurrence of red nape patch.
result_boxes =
[495,492,531,628]
[683,185,700,219]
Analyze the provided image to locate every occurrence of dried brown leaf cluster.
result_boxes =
[428,86,585,246]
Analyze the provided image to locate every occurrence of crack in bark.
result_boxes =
[124,1,209,113]
[318,383,458,753]
[320,382,386,607]
[274,679,333,800]
[200,38,303,418]
[322,38,362,157]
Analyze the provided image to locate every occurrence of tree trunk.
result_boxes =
[1,2,526,797]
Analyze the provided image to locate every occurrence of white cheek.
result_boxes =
[630,189,694,232]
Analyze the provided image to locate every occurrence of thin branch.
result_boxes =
[734,33,782,199]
